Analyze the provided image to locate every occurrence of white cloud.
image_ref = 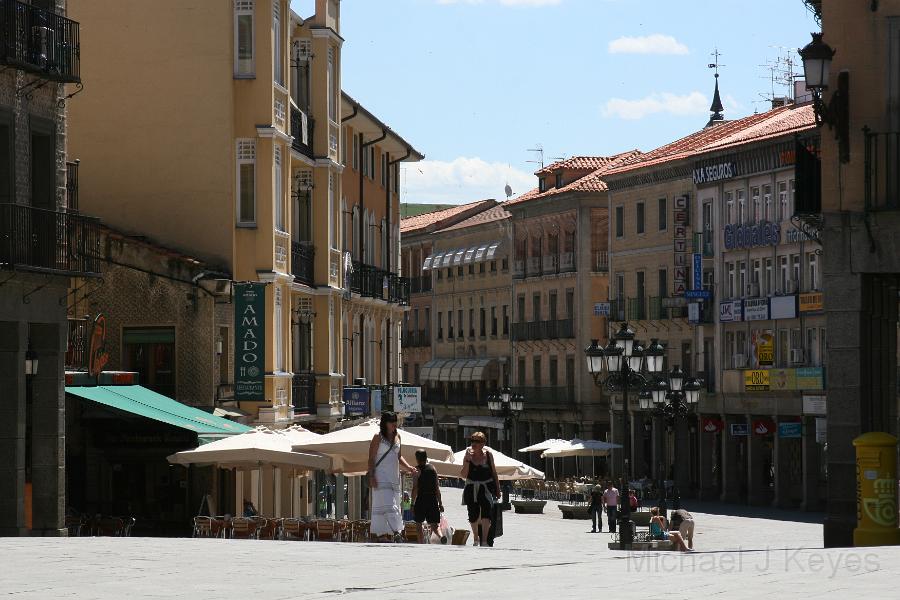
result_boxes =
[437,0,562,6]
[401,157,535,205]
[608,34,689,55]
[602,91,708,120]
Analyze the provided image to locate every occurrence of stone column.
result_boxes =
[28,322,66,536]
[0,321,26,535]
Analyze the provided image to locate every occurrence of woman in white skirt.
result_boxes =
[368,411,417,541]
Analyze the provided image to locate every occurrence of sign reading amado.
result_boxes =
[234,282,266,400]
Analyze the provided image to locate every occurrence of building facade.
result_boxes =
[811,0,900,546]
[0,0,101,536]
[66,0,420,429]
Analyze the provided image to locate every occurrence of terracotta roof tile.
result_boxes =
[399,199,495,233]
[436,204,511,233]
[536,155,623,175]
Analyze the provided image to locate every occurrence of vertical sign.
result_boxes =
[693,253,702,290]
[234,283,266,400]
[673,195,688,295]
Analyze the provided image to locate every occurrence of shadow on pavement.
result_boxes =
[677,500,824,524]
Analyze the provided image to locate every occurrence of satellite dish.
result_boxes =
[504,184,513,199]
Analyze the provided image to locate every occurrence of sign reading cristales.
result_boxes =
[234,282,266,400]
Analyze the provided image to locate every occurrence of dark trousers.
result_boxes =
[606,506,618,532]
[590,506,602,531]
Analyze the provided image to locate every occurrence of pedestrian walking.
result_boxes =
[367,411,417,542]
[589,485,604,533]
[602,481,619,533]
[670,508,695,550]
[412,449,443,543]
[460,432,501,547]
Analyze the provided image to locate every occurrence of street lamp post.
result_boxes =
[639,365,702,519]
[585,325,664,550]
[488,387,524,510]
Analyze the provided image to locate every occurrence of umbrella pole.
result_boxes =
[257,463,262,516]
[291,468,295,518]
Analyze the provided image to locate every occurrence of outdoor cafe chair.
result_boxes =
[65,515,86,537]
[95,517,125,536]
[315,519,338,541]
[402,522,421,543]
[351,520,370,543]
[281,518,309,541]
[256,518,278,540]
[193,516,214,538]
[230,517,258,540]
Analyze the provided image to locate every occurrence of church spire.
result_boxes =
[707,48,725,126]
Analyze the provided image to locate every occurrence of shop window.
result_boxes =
[123,327,176,397]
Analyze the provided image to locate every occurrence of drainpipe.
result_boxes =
[384,147,412,385]
[360,129,387,265]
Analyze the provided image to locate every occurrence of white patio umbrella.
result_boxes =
[291,418,453,475]
[430,446,545,481]
[519,439,571,480]
[541,440,622,478]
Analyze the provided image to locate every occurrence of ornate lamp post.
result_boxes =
[487,386,524,456]
[585,325,664,549]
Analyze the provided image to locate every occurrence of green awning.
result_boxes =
[65,385,252,441]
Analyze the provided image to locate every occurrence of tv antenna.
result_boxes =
[526,145,545,169]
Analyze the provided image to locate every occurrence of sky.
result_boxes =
[291,0,819,205]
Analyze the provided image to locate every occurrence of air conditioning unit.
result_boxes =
[732,354,746,369]
[790,349,805,364]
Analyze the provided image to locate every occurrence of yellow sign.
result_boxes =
[769,368,797,391]
[753,330,775,367]
[853,432,900,546]
[744,370,769,391]
[799,291,824,312]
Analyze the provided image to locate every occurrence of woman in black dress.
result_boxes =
[460,431,501,547]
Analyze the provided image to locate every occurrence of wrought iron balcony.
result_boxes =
[291,241,315,287]
[65,160,78,212]
[516,385,575,407]
[290,106,314,159]
[402,329,430,348]
[0,0,80,83]
[388,273,410,305]
[410,275,432,295]
[291,373,317,415]
[0,203,101,276]
[510,318,575,341]
[626,297,646,321]
[863,128,900,211]
[349,260,408,304]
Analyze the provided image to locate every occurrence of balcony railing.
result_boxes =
[0,203,101,276]
[648,296,665,320]
[402,329,430,348]
[517,385,575,407]
[0,0,80,83]
[410,275,432,295]
[65,317,89,370]
[609,299,626,322]
[291,373,317,415]
[290,105,315,159]
[513,259,525,279]
[626,297,646,321]
[291,241,315,287]
[692,231,713,257]
[863,128,900,211]
[65,160,78,213]
[349,260,408,304]
[510,318,575,341]
[592,250,609,272]
[388,273,410,305]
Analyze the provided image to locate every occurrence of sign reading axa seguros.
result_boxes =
[235,282,266,400]
[693,161,736,184]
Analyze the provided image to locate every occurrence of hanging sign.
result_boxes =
[344,387,370,416]
[394,386,423,413]
[701,417,725,433]
[778,422,802,439]
[752,419,776,436]
[803,395,827,415]
[594,302,611,317]
[673,195,688,295]
[234,283,267,400]
[88,314,110,377]
[799,292,824,313]
[744,369,770,391]
[752,329,775,367]
[730,423,749,436]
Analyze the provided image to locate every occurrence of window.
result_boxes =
[789,179,796,218]
[724,331,735,365]
[751,186,761,222]
[538,177,546,193]
[457,310,463,338]
[565,357,575,389]
[234,1,255,77]
[764,258,774,296]
[565,289,574,320]
[615,206,624,238]
[658,197,667,231]
[502,258,508,271]
[468,264,475,275]
[791,254,801,289]
[236,139,256,224]
[273,0,282,85]
[517,358,526,387]
[491,307,497,336]
[0,114,12,203]
[517,295,526,323]
[352,133,360,170]
[30,119,54,209]
[327,47,336,122]
[480,307,486,337]
[636,202,645,234]
[779,256,789,292]
[274,146,284,231]
[549,356,558,386]
[778,329,789,367]
[555,173,563,188]
[490,260,497,272]
[808,253,819,290]
[658,268,668,299]
[533,357,542,387]
[479,262,486,274]
[807,328,819,366]
[448,312,454,339]
[725,191,734,225]
[778,181,788,221]
[368,147,376,180]
[727,263,735,298]
[502,305,509,335]
[457,265,463,277]
[341,126,348,166]
[738,261,746,297]
[469,308,475,338]
[123,327,176,396]
[532,293,540,322]
[381,151,387,187]
[737,189,746,224]
[736,330,747,361]
[549,291,558,321]
[763,184,772,222]
[751,259,761,288]
[437,312,443,340]
[447,266,453,279]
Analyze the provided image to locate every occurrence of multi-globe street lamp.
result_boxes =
[487,386,524,456]
[584,324,664,549]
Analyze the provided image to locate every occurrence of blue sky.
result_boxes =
[292,0,818,204]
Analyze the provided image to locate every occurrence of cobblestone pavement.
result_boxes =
[1,488,898,599]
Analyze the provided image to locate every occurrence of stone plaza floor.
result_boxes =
[2,487,899,599]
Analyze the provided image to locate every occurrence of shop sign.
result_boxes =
[594,302,611,317]
[394,386,422,413]
[701,417,725,433]
[796,367,825,390]
[803,394,827,415]
[343,387,370,416]
[693,253,702,289]
[815,417,827,443]
[752,329,775,367]
[719,299,742,322]
[770,295,797,320]
[693,161,736,184]
[799,292,824,313]
[778,422,802,439]
[769,368,797,391]
[744,298,769,321]
[673,196,688,295]
[752,419,776,436]
[730,423,749,436]
[744,369,770,391]
[234,283,266,400]
[723,222,781,250]
[88,313,110,377]
[786,229,816,243]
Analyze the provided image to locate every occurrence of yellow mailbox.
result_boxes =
[853,432,900,547]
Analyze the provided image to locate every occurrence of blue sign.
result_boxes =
[693,253,702,290]
[730,423,749,436]
[684,289,712,299]
[343,387,370,416]
[778,422,802,439]
[594,302,611,316]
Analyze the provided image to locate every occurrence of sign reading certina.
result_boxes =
[693,161,736,184]
[234,282,266,400]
